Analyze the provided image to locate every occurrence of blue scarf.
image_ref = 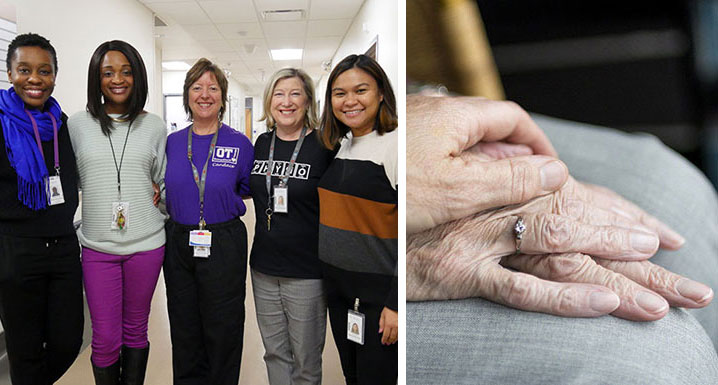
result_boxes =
[0,88,62,210]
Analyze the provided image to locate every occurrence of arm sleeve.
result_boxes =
[384,269,398,311]
[238,137,254,197]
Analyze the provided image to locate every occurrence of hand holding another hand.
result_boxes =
[407,175,711,321]
[407,95,568,234]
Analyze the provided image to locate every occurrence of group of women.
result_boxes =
[0,32,396,385]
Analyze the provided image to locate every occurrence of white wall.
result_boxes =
[12,0,159,116]
[252,96,266,142]
[317,0,398,104]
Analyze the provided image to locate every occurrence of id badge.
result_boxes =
[273,186,288,213]
[47,175,65,206]
[110,202,130,230]
[190,230,212,258]
[347,310,365,345]
[193,246,210,258]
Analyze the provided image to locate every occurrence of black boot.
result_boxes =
[92,360,120,385]
[120,344,149,385]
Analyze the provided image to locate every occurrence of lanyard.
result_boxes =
[187,123,220,229]
[25,110,60,175]
[265,126,308,201]
[108,122,132,200]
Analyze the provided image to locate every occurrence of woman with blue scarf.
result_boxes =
[0,33,83,385]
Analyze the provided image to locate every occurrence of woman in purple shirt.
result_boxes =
[163,58,253,385]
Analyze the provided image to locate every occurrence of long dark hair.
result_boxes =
[320,54,397,149]
[86,40,148,136]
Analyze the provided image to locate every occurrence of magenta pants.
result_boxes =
[82,246,164,367]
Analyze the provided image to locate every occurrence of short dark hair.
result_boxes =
[320,54,397,149]
[6,33,58,73]
[86,40,148,136]
[183,58,228,121]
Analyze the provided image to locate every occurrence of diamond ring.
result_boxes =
[513,217,526,254]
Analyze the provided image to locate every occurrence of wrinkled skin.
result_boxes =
[407,176,713,321]
[406,95,713,321]
[407,94,564,234]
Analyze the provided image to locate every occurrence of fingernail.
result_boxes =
[589,291,620,313]
[659,225,685,248]
[636,291,668,314]
[539,160,567,191]
[676,278,713,303]
[630,231,659,254]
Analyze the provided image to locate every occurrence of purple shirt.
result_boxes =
[165,124,253,226]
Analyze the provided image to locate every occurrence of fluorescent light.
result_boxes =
[162,61,191,71]
[271,49,302,61]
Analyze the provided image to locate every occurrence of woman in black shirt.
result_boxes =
[0,33,82,385]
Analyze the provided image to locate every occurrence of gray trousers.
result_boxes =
[407,115,718,384]
[251,269,327,385]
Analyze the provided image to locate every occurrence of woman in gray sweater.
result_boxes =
[68,40,166,385]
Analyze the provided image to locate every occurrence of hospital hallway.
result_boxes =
[46,200,345,385]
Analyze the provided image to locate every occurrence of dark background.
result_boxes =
[476,0,718,188]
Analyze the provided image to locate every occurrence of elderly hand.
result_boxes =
[379,307,398,345]
[407,94,568,234]
[407,178,709,321]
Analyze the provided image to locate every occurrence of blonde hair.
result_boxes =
[260,68,318,130]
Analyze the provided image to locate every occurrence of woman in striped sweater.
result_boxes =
[68,40,166,385]
[318,54,398,385]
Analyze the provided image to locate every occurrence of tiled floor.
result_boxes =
[55,201,345,384]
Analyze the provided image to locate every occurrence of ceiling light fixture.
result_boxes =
[271,49,302,61]
[262,9,305,22]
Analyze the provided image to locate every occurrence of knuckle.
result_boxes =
[553,287,579,313]
[538,215,572,250]
[599,270,625,292]
[502,274,535,308]
[646,264,671,289]
[509,159,535,203]
[600,229,627,251]
[557,196,583,218]
[546,253,591,281]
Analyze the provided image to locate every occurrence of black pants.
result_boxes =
[163,218,247,385]
[0,234,84,385]
[326,283,398,385]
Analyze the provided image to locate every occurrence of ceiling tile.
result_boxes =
[195,39,235,53]
[199,1,258,23]
[255,0,309,12]
[181,24,223,41]
[138,0,185,3]
[266,38,305,50]
[307,19,350,37]
[226,38,270,59]
[309,0,364,19]
[303,36,341,63]
[262,21,306,39]
[147,2,211,25]
[216,23,263,40]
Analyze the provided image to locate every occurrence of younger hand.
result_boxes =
[379,307,398,345]
[152,182,160,207]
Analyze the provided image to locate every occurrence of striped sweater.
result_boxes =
[318,129,398,310]
[68,111,167,255]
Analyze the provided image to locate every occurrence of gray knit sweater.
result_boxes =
[68,111,167,254]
